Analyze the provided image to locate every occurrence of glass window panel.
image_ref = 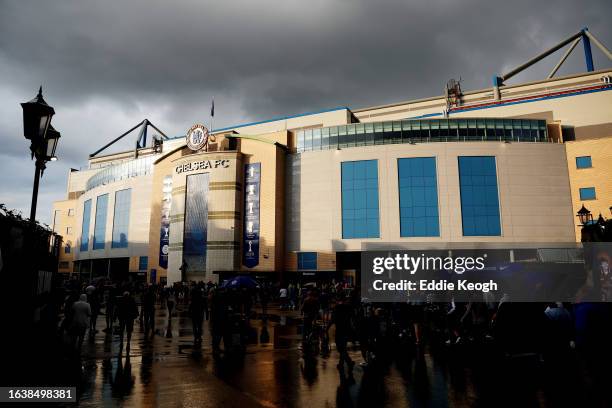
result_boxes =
[139,256,148,271]
[576,156,592,169]
[296,131,304,153]
[338,126,348,148]
[398,157,439,237]
[112,189,131,248]
[304,129,313,151]
[329,127,338,148]
[346,125,356,147]
[458,156,501,236]
[183,173,209,274]
[80,200,92,251]
[341,160,379,239]
[92,194,108,250]
[298,252,317,270]
[321,128,329,149]
[579,187,596,200]
[312,129,321,150]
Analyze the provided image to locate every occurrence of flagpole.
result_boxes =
[210,96,214,135]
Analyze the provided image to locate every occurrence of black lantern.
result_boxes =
[44,125,61,161]
[21,86,55,144]
[577,204,593,226]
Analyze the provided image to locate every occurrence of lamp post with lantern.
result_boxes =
[21,86,60,222]
[577,204,612,242]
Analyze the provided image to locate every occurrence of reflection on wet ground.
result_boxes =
[70,308,608,407]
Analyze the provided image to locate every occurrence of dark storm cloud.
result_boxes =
[0,0,610,223]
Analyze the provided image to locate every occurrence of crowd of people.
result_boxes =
[48,276,611,381]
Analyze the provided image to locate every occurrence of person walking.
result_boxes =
[87,286,101,335]
[279,286,288,310]
[210,289,228,354]
[189,286,206,344]
[328,295,355,373]
[142,285,156,339]
[116,291,139,353]
[70,294,91,353]
[301,291,320,343]
[166,288,176,318]
[288,283,297,311]
[105,284,119,333]
[260,285,270,318]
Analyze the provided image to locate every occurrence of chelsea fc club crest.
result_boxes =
[186,124,209,151]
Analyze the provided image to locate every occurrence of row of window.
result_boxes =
[86,156,155,192]
[340,157,501,239]
[80,189,132,251]
[297,119,548,153]
[575,156,597,201]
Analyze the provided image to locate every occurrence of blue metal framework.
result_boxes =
[492,27,611,100]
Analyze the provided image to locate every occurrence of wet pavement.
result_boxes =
[65,306,610,407]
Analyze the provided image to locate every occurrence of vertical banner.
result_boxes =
[243,163,261,268]
[159,175,173,269]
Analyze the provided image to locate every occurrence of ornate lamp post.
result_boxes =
[577,204,593,226]
[21,87,60,222]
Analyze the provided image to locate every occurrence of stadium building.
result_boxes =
[51,30,612,285]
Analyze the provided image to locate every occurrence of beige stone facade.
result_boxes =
[50,69,611,282]
[565,137,612,240]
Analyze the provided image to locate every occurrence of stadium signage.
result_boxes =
[175,159,230,174]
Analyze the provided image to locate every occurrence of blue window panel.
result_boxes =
[92,194,109,250]
[112,189,131,248]
[579,187,596,200]
[80,199,92,251]
[458,156,501,236]
[139,256,148,271]
[184,173,209,273]
[576,156,592,169]
[298,252,317,270]
[398,157,439,237]
[341,160,379,238]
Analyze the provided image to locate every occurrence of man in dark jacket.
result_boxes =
[301,291,320,342]
[328,295,355,372]
[210,289,228,354]
[116,291,139,353]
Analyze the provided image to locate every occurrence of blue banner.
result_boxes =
[159,175,172,269]
[243,163,261,268]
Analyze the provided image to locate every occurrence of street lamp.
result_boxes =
[577,204,593,226]
[44,125,61,163]
[21,86,59,222]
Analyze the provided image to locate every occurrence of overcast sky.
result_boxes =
[1,0,610,226]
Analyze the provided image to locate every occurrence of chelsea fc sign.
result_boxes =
[186,124,209,151]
